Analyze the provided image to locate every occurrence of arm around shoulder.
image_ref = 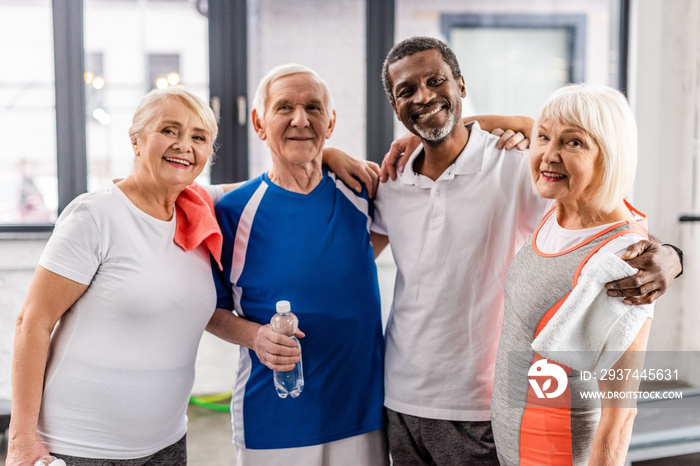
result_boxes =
[465,115,535,136]
[322,146,380,198]
[607,239,683,304]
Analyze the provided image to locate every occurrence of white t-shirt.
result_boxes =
[372,122,548,421]
[37,182,223,459]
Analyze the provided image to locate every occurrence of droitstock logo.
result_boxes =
[528,359,568,399]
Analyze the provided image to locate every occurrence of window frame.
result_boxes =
[366,0,395,164]
[1,0,87,234]
[1,0,628,233]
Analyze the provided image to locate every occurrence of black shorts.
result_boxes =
[386,408,499,465]
[51,434,187,466]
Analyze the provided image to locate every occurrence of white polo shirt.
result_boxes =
[372,122,548,421]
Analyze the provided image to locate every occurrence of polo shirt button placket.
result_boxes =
[430,185,445,221]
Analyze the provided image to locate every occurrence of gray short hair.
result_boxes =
[252,63,334,123]
[535,84,637,213]
[129,86,218,157]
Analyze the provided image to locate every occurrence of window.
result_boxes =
[148,54,181,92]
[246,0,367,176]
[0,0,57,225]
[395,0,627,133]
[0,0,212,231]
[444,14,586,117]
[0,0,628,231]
[83,0,210,192]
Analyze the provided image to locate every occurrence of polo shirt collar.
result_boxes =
[400,121,486,186]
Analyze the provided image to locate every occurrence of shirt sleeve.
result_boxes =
[203,184,225,205]
[38,201,102,285]
[213,201,236,310]
[370,183,388,235]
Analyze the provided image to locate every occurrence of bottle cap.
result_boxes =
[35,458,67,466]
[276,300,291,314]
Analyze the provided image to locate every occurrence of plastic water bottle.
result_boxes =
[35,457,66,466]
[270,300,304,398]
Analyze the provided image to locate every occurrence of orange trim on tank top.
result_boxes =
[532,200,647,258]
[572,227,647,286]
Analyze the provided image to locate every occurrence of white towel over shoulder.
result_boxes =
[531,253,653,373]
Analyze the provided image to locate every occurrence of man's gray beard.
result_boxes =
[411,108,460,142]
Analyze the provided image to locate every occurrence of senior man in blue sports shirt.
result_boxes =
[207,64,388,466]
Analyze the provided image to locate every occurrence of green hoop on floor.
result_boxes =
[189,392,232,412]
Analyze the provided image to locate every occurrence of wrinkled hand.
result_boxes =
[253,324,305,371]
[380,132,421,182]
[6,432,51,466]
[605,241,682,305]
[491,128,530,150]
[322,147,380,198]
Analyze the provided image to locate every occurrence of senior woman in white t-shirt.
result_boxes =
[491,85,661,465]
[6,86,231,465]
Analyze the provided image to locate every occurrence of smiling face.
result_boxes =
[530,118,604,208]
[131,97,212,191]
[388,49,466,143]
[252,72,335,171]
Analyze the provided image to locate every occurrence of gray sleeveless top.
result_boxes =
[491,220,634,466]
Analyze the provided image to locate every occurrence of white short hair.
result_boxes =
[535,84,638,213]
[129,86,218,157]
[252,63,334,123]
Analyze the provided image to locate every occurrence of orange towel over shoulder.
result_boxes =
[174,182,223,270]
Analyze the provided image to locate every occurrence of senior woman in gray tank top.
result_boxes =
[491,85,655,465]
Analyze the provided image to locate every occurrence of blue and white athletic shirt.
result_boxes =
[214,168,384,450]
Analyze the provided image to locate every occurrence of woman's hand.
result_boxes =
[322,147,380,198]
[605,241,682,304]
[252,324,305,372]
[490,128,530,150]
[6,431,51,466]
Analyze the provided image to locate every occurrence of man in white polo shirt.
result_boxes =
[368,36,682,465]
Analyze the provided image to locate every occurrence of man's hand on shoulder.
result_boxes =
[605,240,683,305]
